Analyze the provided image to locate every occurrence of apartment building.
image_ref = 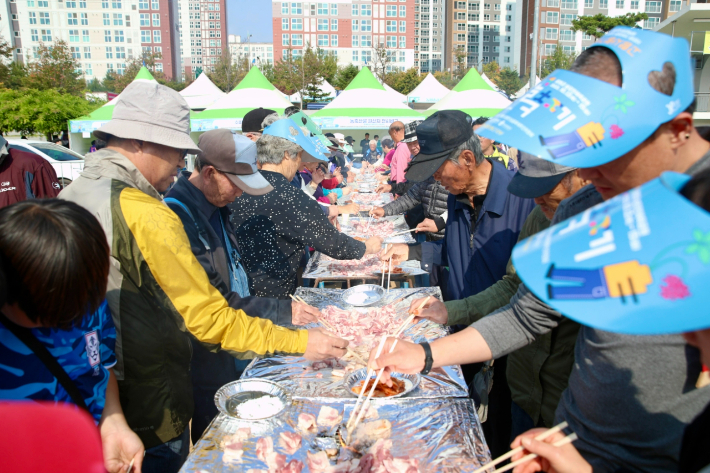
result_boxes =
[228,34,274,66]
[177,0,228,79]
[445,0,522,73]
[2,0,181,81]
[519,0,688,74]
[271,0,417,72]
[415,0,445,72]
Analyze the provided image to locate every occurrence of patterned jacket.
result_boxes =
[60,149,308,448]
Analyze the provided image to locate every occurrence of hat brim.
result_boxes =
[404,149,451,182]
[94,119,200,154]
[227,171,274,196]
[507,172,568,199]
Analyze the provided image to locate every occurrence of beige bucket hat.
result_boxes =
[94,81,200,154]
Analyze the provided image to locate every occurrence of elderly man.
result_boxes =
[472,117,516,170]
[230,117,383,298]
[164,129,324,442]
[60,82,348,473]
[371,28,710,472]
[382,110,535,301]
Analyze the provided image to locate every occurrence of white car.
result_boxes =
[7,139,85,188]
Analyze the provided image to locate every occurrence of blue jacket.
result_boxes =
[419,159,535,300]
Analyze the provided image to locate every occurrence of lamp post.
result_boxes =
[247,34,253,69]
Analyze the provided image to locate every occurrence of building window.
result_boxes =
[151,13,159,26]
[115,30,124,42]
[387,35,397,47]
[112,1,122,8]
[114,13,123,25]
[331,34,338,46]
[291,34,303,46]
[141,30,151,43]
[317,3,328,15]
[106,46,114,59]
[361,20,372,31]
[599,0,608,7]
[352,4,359,15]
[105,29,112,42]
[400,5,406,16]
[282,33,289,45]
[469,2,479,9]
[630,0,639,8]
[40,12,50,25]
[584,0,593,7]
[291,18,302,30]
[400,20,406,32]
[545,27,558,39]
[468,13,478,20]
[484,3,491,8]
[645,1,661,12]
[116,46,125,58]
[318,34,328,46]
[561,13,576,24]
[482,45,489,52]
[562,44,575,53]
[560,29,574,41]
[331,3,338,15]
[103,13,110,25]
[318,18,328,30]
[468,44,478,52]
[386,20,397,32]
[83,46,91,58]
[151,0,159,9]
[669,0,681,11]
[361,35,372,47]
[31,29,39,41]
[548,0,560,5]
[483,34,490,41]
[291,2,301,14]
[457,22,466,30]
[331,19,338,30]
[400,36,406,47]
[561,0,578,8]
[68,13,78,26]
[544,43,557,55]
[82,29,90,41]
[140,13,149,25]
[457,33,466,41]
[139,0,149,8]
[68,29,79,41]
[546,12,559,24]
[484,14,490,20]
[387,5,397,16]
[643,17,659,28]
[361,4,372,15]
[362,50,371,62]
[352,19,359,31]
[29,12,37,25]
[281,2,288,14]
[281,18,289,30]
[352,35,359,46]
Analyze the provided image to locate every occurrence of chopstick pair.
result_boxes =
[289,294,368,366]
[472,422,576,473]
[387,228,419,238]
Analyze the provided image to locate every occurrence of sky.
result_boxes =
[228,0,274,43]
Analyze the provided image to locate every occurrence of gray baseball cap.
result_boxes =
[507,152,577,199]
[402,120,423,143]
[198,129,273,195]
[94,81,200,154]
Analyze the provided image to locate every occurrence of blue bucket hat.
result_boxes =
[476,27,694,168]
[262,118,329,163]
[512,172,710,335]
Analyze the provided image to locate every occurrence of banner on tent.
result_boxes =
[70,120,109,133]
[191,118,243,132]
[312,116,417,129]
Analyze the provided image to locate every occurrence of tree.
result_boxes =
[332,64,359,90]
[494,68,527,96]
[272,45,338,107]
[260,62,276,83]
[385,68,422,95]
[453,46,468,80]
[483,61,501,83]
[571,12,649,39]
[87,77,110,92]
[433,71,457,89]
[102,50,165,93]
[540,45,576,78]
[209,48,249,92]
[370,43,390,82]
[24,41,85,96]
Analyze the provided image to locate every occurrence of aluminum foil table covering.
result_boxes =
[338,192,394,207]
[338,215,416,244]
[180,397,492,472]
[303,252,426,279]
[242,288,467,399]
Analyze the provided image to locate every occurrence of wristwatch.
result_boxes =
[419,342,433,376]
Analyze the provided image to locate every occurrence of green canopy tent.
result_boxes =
[425,67,511,118]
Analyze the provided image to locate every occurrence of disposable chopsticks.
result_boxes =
[490,433,578,473]
[472,421,570,473]
[386,228,419,238]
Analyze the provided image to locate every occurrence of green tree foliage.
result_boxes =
[102,51,165,93]
[24,41,85,96]
[384,68,422,95]
[453,46,468,81]
[332,64,360,90]
[260,62,276,83]
[209,49,249,92]
[433,71,457,89]
[483,61,501,83]
[494,68,527,96]
[540,45,577,78]
[571,12,648,39]
[0,89,101,137]
[272,45,338,107]
[87,77,110,92]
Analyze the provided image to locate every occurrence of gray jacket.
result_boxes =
[383,176,449,240]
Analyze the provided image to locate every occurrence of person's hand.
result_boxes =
[292,301,321,325]
[369,207,385,218]
[336,175,344,184]
[339,203,360,215]
[380,243,409,265]
[376,183,392,193]
[408,297,448,325]
[342,187,353,196]
[304,327,349,361]
[364,236,383,255]
[416,218,438,234]
[511,430,591,473]
[347,174,355,183]
[368,337,425,386]
[327,193,338,204]
[101,416,144,473]
[329,215,342,231]
[376,173,389,183]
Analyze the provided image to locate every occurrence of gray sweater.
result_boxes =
[472,153,710,472]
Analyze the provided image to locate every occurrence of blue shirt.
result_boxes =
[0,301,116,423]
[419,159,536,300]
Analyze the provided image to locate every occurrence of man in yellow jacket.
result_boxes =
[60,81,348,473]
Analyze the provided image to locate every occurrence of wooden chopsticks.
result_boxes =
[387,228,419,238]
[491,433,578,473]
[472,421,572,473]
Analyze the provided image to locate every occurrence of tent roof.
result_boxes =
[426,67,511,118]
[73,66,157,122]
[406,73,450,103]
[513,76,541,99]
[453,68,495,92]
[234,66,278,91]
[311,67,421,120]
[481,73,500,91]
[179,73,226,110]
[286,79,337,102]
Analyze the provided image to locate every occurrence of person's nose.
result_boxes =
[578,166,599,182]
[533,196,545,206]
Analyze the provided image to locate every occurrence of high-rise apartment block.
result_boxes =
[2,0,181,81]
[177,0,228,79]
[271,1,417,72]
[228,35,274,67]
[415,0,446,72]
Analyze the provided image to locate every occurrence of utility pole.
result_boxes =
[247,33,253,69]
[529,0,540,88]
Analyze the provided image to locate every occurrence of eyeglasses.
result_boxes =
[389,127,403,132]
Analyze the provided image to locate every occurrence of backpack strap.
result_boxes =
[164,197,211,250]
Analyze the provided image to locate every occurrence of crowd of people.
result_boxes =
[0,26,709,473]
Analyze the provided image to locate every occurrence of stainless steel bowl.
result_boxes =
[344,368,420,399]
[341,284,386,306]
[214,379,292,420]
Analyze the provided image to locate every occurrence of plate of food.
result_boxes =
[344,369,420,399]
[215,379,292,421]
[372,266,409,275]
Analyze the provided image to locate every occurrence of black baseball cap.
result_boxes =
[405,110,474,182]
[507,152,577,199]
[242,108,276,133]
[345,136,354,144]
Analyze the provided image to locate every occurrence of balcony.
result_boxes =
[696,93,710,113]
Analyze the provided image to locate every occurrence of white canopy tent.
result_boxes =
[513,76,542,99]
[286,79,338,103]
[406,73,450,103]
[179,73,226,111]
[481,73,500,91]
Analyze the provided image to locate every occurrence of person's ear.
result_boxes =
[666,111,694,151]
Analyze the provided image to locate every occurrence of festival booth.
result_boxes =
[406,73,450,110]
[68,67,157,154]
[179,73,226,111]
[190,67,294,138]
[286,79,338,105]
[481,72,500,91]
[425,67,511,118]
[311,67,422,136]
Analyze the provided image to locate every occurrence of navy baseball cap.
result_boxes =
[507,152,577,199]
[405,110,474,182]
